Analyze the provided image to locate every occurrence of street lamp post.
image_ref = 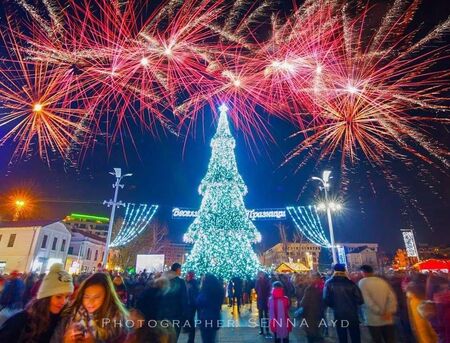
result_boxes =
[312,170,338,265]
[102,168,132,268]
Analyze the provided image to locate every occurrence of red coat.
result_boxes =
[269,287,292,338]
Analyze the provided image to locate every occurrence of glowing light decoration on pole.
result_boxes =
[103,168,132,267]
[286,206,331,247]
[401,229,420,259]
[110,203,159,247]
[312,171,339,264]
[182,104,262,280]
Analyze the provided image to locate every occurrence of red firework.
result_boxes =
[0,0,447,172]
[286,1,450,170]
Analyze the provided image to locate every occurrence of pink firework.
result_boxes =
[286,1,450,169]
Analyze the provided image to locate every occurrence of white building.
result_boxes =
[0,220,71,274]
[65,229,105,273]
[338,243,379,253]
[345,246,379,271]
[63,213,109,238]
[262,242,321,270]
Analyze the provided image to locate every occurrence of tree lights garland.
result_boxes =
[286,206,331,247]
[183,104,262,280]
[110,203,158,247]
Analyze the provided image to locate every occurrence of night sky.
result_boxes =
[0,0,449,255]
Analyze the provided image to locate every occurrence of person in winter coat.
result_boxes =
[22,272,37,306]
[113,275,128,304]
[0,263,73,343]
[358,265,397,343]
[420,274,450,343]
[160,263,188,342]
[51,272,129,343]
[197,274,224,343]
[255,271,271,336]
[185,271,199,343]
[269,281,292,343]
[0,270,25,326]
[298,273,325,343]
[406,277,438,343]
[227,280,234,307]
[134,276,171,343]
[231,276,243,314]
[323,264,364,343]
[30,273,45,300]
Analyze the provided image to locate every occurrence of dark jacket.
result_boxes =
[0,310,61,343]
[231,277,243,297]
[255,276,271,310]
[197,291,222,330]
[158,272,188,321]
[136,286,163,321]
[323,272,364,323]
[0,278,25,310]
[299,283,325,337]
[186,279,200,311]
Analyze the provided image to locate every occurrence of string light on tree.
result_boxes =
[183,104,262,280]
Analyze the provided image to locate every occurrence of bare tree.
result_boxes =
[277,222,289,262]
[109,218,168,270]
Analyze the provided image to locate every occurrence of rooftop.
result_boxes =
[0,219,60,228]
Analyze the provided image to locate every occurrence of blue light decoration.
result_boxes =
[337,246,347,265]
[286,206,331,247]
[110,203,158,247]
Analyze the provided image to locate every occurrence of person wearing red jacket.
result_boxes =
[269,281,292,343]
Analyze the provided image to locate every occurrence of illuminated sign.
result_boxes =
[65,213,109,223]
[172,207,287,221]
[402,229,419,258]
[337,246,347,265]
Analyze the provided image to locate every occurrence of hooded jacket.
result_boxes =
[269,287,292,338]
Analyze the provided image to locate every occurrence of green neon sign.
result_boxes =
[67,213,109,223]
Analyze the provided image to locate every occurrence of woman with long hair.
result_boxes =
[197,274,225,343]
[52,272,129,343]
[0,263,73,343]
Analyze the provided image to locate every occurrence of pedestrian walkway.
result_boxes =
[179,303,370,342]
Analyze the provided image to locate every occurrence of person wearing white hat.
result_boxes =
[0,263,74,343]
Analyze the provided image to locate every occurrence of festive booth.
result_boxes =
[413,259,450,273]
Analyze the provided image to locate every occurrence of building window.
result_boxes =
[68,247,73,255]
[94,250,98,261]
[7,234,16,247]
[87,248,91,260]
[61,239,66,252]
[52,237,58,250]
[41,235,48,249]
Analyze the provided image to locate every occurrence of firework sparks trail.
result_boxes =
[0,0,447,200]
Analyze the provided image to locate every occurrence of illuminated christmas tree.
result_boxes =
[183,104,262,280]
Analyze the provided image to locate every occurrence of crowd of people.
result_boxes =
[0,261,448,343]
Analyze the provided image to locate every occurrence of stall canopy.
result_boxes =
[413,259,450,272]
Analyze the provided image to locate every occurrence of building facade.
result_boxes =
[262,242,321,270]
[63,213,109,238]
[65,229,106,273]
[345,246,379,271]
[150,242,192,268]
[0,221,71,274]
[417,244,450,260]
